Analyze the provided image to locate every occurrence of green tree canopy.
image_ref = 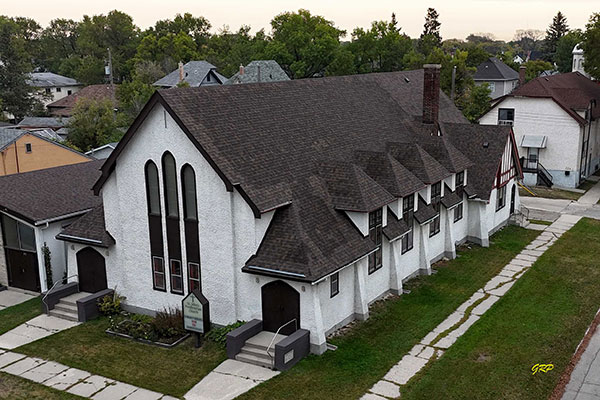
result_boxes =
[543,11,569,61]
[582,13,600,80]
[266,9,345,79]
[554,30,583,73]
[522,60,554,81]
[458,83,492,122]
[67,98,123,151]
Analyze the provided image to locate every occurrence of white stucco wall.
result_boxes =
[39,219,74,289]
[480,97,584,187]
[0,219,7,286]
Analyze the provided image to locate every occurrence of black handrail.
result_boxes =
[537,162,553,184]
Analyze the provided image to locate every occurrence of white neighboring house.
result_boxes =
[52,66,521,365]
[474,57,521,100]
[0,161,103,293]
[86,142,118,160]
[28,72,82,107]
[479,72,600,188]
[572,44,592,79]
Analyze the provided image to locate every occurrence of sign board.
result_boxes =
[182,289,210,334]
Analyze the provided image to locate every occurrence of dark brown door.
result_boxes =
[261,280,300,335]
[510,184,516,214]
[6,249,40,292]
[76,247,107,293]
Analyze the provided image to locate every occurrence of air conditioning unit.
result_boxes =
[498,120,514,126]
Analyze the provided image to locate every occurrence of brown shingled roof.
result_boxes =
[47,84,118,117]
[56,205,114,247]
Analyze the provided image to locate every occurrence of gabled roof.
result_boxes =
[388,143,451,184]
[28,72,80,88]
[225,60,290,85]
[474,57,520,81]
[0,128,71,152]
[56,205,115,248]
[47,85,117,117]
[414,195,437,224]
[154,61,227,88]
[18,116,69,129]
[0,160,102,224]
[383,208,409,242]
[441,184,462,208]
[502,72,600,124]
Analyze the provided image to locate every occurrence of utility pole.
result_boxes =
[450,65,457,102]
[107,48,114,85]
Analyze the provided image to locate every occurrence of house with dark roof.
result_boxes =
[47,84,117,117]
[0,127,90,176]
[28,65,522,367]
[0,161,103,293]
[85,142,119,160]
[154,61,227,88]
[28,72,83,107]
[480,71,600,188]
[225,60,290,85]
[474,57,520,99]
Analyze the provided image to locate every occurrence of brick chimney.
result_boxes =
[178,62,184,83]
[239,64,245,75]
[422,64,441,127]
[519,66,526,86]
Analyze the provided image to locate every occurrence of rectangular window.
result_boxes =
[401,195,414,254]
[488,82,495,92]
[330,272,339,298]
[456,171,465,188]
[152,256,166,291]
[368,208,383,274]
[188,262,201,293]
[170,259,183,294]
[429,182,441,237]
[1,214,35,252]
[454,202,463,222]
[67,90,72,95]
[496,185,507,211]
[56,87,61,92]
[498,108,515,126]
[45,88,51,94]
[25,143,32,153]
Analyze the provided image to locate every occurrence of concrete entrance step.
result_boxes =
[54,302,77,313]
[239,344,271,359]
[235,352,273,369]
[48,309,78,322]
[57,292,90,307]
[244,331,287,351]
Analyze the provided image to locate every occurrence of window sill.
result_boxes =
[152,287,167,292]
[368,265,383,275]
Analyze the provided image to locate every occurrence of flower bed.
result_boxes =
[105,309,189,348]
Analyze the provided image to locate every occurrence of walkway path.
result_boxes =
[362,214,581,400]
[0,288,37,311]
[562,319,600,400]
[0,314,79,350]
[184,359,279,400]
[522,180,600,222]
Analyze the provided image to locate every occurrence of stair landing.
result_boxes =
[48,292,91,322]
[236,331,287,369]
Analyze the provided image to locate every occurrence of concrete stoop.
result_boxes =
[235,331,287,369]
[48,292,90,322]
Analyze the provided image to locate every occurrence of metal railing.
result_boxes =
[266,319,297,367]
[41,274,79,313]
[537,162,553,185]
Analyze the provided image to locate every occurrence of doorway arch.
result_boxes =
[76,247,108,293]
[261,280,300,335]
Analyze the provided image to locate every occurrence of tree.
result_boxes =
[0,16,42,120]
[205,26,268,77]
[419,8,441,54]
[325,48,356,76]
[544,11,569,60]
[513,29,545,53]
[522,60,554,81]
[117,80,155,125]
[458,83,492,122]
[67,98,123,151]
[554,30,583,73]
[582,13,600,80]
[266,9,345,79]
[38,19,79,72]
[465,44,491,68]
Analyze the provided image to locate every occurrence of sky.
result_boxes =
[1,0,597,41]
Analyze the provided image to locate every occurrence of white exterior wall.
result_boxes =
[475,79,517,100]
[38,86,81,106]
[0,219,7,286]
[480,97,584,187]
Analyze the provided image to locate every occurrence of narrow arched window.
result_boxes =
[162,152,183,294]
[181,164,201,292]
[145,161,165,291]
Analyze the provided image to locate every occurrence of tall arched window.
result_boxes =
[182,164,201,292]
[145,161,165,291]
[162,152,183,294]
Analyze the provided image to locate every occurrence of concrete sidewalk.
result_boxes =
[522,180,600,222]
[562,322,600,400]
[0,314,79,350]
[0,289,37,311]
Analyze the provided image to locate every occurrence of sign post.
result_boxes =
[182,289,210,348]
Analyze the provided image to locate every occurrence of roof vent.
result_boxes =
[483,142,489,148]
[404,77,410,83]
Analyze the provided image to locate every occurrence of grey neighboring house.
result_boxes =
[154,61,227,88]
[474,57,520,99]
[27,72,82,106]
[18,116,70,131]
[86,142,118,160]
[225,60,290,85]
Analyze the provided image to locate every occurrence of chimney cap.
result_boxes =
[519,65,526,70]
[423,64,442,69]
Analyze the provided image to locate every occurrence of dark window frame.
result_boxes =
[496,185,507,211]
[25,143,32,153]
[454,202,463,222]
[1,214,36,253]
[429,182,442,237]
[368,208,383,274]
[188,262,201,293]
[498,108,515,122]
[401,195,415,254]
[181,164,198,222]
[162,152,180,219]
[170,259,184,295]
[330,272,339,298]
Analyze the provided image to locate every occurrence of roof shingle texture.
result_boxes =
[225,60,290,85]
[28,72,80,87]
[474,57,519,81]
[154,61,227,87]
[47,85,117,117]
[0,160,102,223]
[57,205,114,247]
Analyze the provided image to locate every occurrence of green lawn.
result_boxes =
[0,372,81,399]
[17,317,226,397]
[0,297,42,335]
[401,218,600,400]
[238,226,539,400]
[519,179,596,201]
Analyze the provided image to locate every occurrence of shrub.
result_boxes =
[151,307,186,339]
[98,292,126,316]
[205,321,246,345]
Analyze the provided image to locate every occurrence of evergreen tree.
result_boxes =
[544,11,569,60]
[421,8,441,44]
[582,13,600,80]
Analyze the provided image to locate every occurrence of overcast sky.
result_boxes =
[2,0,597,41]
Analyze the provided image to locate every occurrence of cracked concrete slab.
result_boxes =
[370,380,401,398]
[435,334,458,349]
[0,352,25,369]
[448,314,480,338]
[1,356,46,376]
[488,280,516,297]
[420,331,438,346]
[124,388,164,400]
[0,290,37,308]
[43,367,91,391]
[92,381,138,400]
[20,360,68,383]
[456,292,486,313]
[67,374,115,398]
[483,275,514,292]
[433,312,464,333]
[416,346,435,360]
[213,359,279,382]
[0,315,79,350]
[383,355,429,385]
[360,393,387,400]
[471,295,500,316]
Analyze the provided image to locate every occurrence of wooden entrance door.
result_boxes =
[76,247,107,293]
[6,249,40,292]
[261,280,300,335]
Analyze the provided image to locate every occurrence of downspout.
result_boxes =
[14,141,20,174]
